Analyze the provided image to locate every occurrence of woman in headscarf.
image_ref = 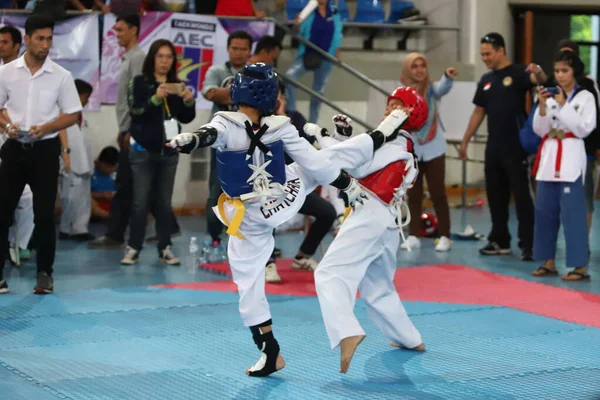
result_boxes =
[399,53,458,251]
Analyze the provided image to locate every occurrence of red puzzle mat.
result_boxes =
[157,259,600,328]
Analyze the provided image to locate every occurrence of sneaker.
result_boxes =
[479,242,511,255]
[70,233,96,242]
[88,235,124,249]
[160,246,181,266]
[8,244,19,266]
[58,232,70,240]
[292,256,319,271]
[400,235,421,250]
[521,248,533,261]
[33,272,53,295]
[120,246,139,265]
[434,236,452,252]
[265,262,282,283]
[0,279,9,294]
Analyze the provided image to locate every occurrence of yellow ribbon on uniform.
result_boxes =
[343,206,352,222]
[217,193,246,239]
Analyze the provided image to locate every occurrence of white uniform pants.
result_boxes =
[315,198,422,349]
[59,173,91,235]
[218,134,375,327]
[9,185,34,250]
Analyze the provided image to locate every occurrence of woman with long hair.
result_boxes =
[399,53,458,251]
[531,50,595,281]
[121,39,196,266]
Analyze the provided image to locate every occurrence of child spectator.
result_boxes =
[59,79,96,241]
[91,146,119,220]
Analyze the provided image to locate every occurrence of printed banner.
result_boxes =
[100,12,274,109]
[0,14,101,111]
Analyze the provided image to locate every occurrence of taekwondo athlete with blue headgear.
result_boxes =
[168,63,411,377]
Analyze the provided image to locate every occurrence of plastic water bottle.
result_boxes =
[188,237,201,268]
[202,238,213,263]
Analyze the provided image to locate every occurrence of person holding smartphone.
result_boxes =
[531,50,595,281]
[120,39,196,266]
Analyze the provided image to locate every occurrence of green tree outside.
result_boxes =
[570,15,592,73]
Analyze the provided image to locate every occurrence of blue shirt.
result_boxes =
[91,168,116,193]
[297,4,343,58]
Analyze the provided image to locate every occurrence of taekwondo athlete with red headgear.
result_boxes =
[167,63,412,377]
[305,86,428,374]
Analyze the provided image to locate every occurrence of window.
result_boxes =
[570,15,599,79]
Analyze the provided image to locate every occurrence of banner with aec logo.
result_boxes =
[101,12,274,109]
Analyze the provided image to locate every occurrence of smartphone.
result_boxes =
[544,87,560,96]
[163,83,183,95]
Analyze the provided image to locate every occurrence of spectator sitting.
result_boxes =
[248,35,282,66]
[91,147,119,221]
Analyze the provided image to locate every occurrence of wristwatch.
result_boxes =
[62,148,71,154]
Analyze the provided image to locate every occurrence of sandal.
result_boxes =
[532,266,558,277]
[562,270,591,281]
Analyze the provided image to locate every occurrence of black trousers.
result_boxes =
[206,148,224,243]
[298,191,337,256]
[484,149,534,249]
[0,138,61,277]
[105,134,180,243]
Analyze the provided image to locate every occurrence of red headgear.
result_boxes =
[387,87,429,132]
[420,212,438,237]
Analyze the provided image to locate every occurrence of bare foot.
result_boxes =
[390,341,426,351]
[245,353,286,376]
[339,335,365,374]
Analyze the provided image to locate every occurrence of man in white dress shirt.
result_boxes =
[0,15,82,294]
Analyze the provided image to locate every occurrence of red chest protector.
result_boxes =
[359,160,409,204]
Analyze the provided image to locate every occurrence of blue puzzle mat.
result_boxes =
[0,287,598,399]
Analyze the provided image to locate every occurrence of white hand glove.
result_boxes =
[168,132,199,154]
[395,156,419,199]
[339,178,368,208]
[377,109,409,138]
[332,114,353,140]
[303,123,329,148]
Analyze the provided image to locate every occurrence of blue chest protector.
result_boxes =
[216,122,287,199]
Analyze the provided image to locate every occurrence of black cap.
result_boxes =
[481,33,505,48]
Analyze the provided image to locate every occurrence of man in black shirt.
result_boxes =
[459,33,547,260]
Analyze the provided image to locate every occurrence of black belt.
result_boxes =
[6,136,59,150]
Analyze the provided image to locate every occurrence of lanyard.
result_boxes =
[163,98,172,118]
[159,79,173,118]
[566,84,578,103]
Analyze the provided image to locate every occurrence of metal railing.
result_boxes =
[447,138,487,208]
[278,69,374,130]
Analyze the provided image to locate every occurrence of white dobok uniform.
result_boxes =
[205,111,376,327]
[314,132,423,350]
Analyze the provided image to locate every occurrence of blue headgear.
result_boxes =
[230,63,278,114]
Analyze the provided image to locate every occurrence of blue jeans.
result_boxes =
[285,56,334,123]
[533,177,589,268]
[128,149,179,251]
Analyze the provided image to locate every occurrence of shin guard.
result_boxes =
[247,320,281,377]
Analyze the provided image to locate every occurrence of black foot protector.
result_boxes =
[247,320,281,377]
